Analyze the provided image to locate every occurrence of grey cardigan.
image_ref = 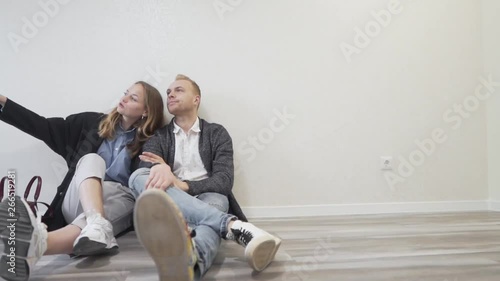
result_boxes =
[139,118,247,221]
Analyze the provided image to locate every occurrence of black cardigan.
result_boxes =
[0,99,109,231]
[140,119,248,221]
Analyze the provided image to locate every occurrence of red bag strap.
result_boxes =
[28,201,53,217]
[0,176,7,201]
[24,176,42,201]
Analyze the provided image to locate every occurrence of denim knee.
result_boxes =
[197,193,229,213]
[128,167,151,198]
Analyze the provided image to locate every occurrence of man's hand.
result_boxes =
[139,152,166,165]
[140,152,189,192]
[145,163,175,191]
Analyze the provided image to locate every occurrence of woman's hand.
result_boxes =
[0,95,7,107]
[139,152,166,165]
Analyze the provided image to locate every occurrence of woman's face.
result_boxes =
[117,83,147,121]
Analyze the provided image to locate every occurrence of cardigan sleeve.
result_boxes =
[0,99,101,162]
[185,125,234,196]
[138,128,168,168]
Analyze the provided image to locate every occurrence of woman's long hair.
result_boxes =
[98,81,165,157]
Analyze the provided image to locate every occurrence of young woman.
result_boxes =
[0,81,165,281]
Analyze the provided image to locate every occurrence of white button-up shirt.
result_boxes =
[172,118,209,181]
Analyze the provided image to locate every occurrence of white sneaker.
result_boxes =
[73,214,118,256]
[0,196,48,281]
[226,220,282,272]
[134,189,196,281]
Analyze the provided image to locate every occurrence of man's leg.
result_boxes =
[130,169,231,278]
[129,168,234,237]
[130,168,282,274]
[134,189,197,281]
[192,193,229,277]
[196,192,229,213]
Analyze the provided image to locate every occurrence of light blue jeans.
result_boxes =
[129,168,235,279]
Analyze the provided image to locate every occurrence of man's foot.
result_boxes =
[134,189,196,281]
[0,196,48,281]
[73,214,118,256]
[227,220,281,271]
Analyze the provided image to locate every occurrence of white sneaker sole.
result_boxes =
[0,196,37,281]
[245,235,282,272]
[134,189,194,281]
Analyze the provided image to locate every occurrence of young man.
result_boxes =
[129,75,281,280]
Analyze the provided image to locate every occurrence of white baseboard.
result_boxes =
[242,200,490,218]
[488,200,500,211]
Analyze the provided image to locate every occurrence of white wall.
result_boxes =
[0,0,490,216]
[482,0,500,206]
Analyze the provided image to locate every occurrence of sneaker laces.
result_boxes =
[187,226,196,238]
[231,228,254,247]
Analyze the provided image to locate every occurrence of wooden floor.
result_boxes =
[4,211,500,281]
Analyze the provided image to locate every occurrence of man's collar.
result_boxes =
[173,117,201,134]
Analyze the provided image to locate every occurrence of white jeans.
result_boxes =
[61,153,135,235]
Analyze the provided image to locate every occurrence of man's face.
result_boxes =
[166,79,199,115]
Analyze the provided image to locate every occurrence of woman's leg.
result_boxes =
[45,225,81,255]
[99,182,135,236]
[61,153,107,225]
[72,181,135,255]
[61,153,117,256]
[79,177,105,217]
[0,155,121,280]
[62,181,135,256]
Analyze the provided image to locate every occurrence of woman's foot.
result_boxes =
[0,196,48,281]
[72,214,118,256]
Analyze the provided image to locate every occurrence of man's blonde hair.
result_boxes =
[176,74,201,97]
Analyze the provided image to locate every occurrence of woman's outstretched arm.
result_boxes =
[0,95,102,163]
[0,95,6,107]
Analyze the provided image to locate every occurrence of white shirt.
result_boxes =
[172,118,209,181]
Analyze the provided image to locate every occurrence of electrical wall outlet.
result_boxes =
[380,156,393,170]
